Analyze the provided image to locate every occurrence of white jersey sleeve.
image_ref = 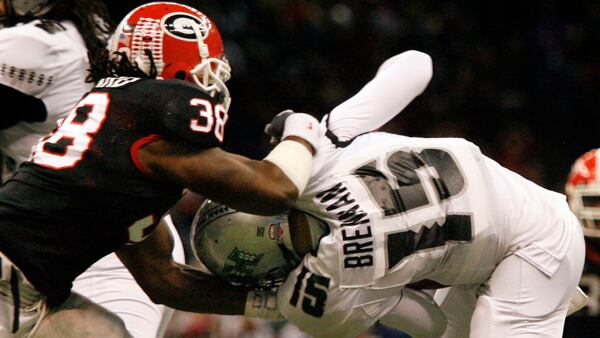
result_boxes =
[0,25,57,95]
[0,20,92,167]
[326,50,432,142]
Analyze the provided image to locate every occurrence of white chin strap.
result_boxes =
[278,218,302,264]
[306,216,328,249]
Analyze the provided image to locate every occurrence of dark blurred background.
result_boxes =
[105,1,600,337]
[106,0,600,193]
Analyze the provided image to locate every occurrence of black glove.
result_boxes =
[264,109,295,145]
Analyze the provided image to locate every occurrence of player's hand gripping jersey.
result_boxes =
[278,131,579,338]
[0,77,225,305]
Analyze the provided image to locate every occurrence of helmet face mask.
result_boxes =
[567,184,600,237]
[190,57,231,110]
[566,148,600,238]
[191,200,300,288]
[108,2,231,110]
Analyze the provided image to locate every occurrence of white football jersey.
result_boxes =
[274,50,579,338]
[296,131,574,289]
[278,131,577,337]
[0,20,92,174]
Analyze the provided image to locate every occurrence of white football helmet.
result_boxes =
[191,200,301,288]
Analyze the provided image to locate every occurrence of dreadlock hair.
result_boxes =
[88,49,159,83]
[42,0,115,82]
[49,1,113,50]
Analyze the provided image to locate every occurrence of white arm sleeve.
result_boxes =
[327,50,433,142]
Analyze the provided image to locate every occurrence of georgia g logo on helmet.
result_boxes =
[162,12,211,41]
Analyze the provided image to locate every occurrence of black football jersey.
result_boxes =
[0,77,227,305]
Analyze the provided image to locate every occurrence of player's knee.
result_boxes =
[34,307,132,338]
[80,294,133,337]
[100,317,132,338]
[405,306,447,338]
[379,303,447,338]
[430,311,447,337]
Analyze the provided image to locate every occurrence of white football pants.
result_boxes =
[435,219,585,338]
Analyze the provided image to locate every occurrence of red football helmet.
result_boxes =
[108,2,231,110]
[566,149,600,238]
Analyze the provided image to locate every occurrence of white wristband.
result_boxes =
[264,140,312,196]
[244,290,282,320]
[281,113,321,151]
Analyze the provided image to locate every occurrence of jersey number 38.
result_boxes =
[31,92,226,169]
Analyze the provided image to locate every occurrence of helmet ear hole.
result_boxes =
[175,71,186,80]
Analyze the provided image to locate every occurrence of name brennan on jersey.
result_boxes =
[315,182,374,268]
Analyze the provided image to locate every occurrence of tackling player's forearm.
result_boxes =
[148,264,282,320]
[192,151,302,215]
[148,263,248,314]
[117,221,249,314]
[138,110,321,215]
[138,139,312,215]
